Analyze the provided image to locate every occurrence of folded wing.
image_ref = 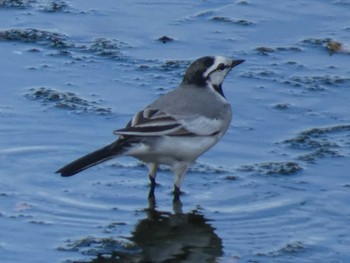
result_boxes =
[113,107,222,137]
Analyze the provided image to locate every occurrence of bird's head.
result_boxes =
[182,56,244,97]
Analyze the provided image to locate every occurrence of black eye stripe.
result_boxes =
[205,63,227,80]
[217,63,226,71]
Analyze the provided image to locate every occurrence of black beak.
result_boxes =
[231,59,245,68]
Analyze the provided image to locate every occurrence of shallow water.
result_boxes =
[1,0,350,262]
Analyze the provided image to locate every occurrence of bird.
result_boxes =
[56,56,244,198]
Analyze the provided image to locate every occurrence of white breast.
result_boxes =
[124,135,221,165]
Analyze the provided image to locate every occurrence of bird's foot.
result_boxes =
[148,189,156,209]
[149,175,158,188]
[148,175,157,198]
[173,186,183,201]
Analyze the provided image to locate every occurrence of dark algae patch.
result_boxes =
[211,16,254,26]
[284,75,350,91]
[157,36,174,44]
[239,161,303,176]
[88,38,126,59]
[24,87,112,115]
[301,37,350,55]
[39,0,69,13]
[283,124,350,162]
[58,236,139,259]
[0,29,128,60]
[255,46,302,55]
[0,0,35,9]
[256,241,306,257]
[0,0,70,11]
[0,28,72,48]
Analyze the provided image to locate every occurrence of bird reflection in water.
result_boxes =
[132,191,223,263]
[71,193,223,263]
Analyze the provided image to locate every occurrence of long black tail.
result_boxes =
[56,140,125,177]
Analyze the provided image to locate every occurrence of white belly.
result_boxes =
[125,135,221,165]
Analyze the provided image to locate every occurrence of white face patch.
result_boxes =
[208,68,230,86]
[203,56,233,86]
[203,56,232,78]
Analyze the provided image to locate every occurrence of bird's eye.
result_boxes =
[217,63,226,71]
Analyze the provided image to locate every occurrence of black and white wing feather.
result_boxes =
[114,108,185,136]
[113,107,222,137]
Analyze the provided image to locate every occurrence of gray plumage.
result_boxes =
[56,56,244,196]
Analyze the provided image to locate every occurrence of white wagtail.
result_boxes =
[56,56,244,196]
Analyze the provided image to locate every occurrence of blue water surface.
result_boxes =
[1,1,350,262]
